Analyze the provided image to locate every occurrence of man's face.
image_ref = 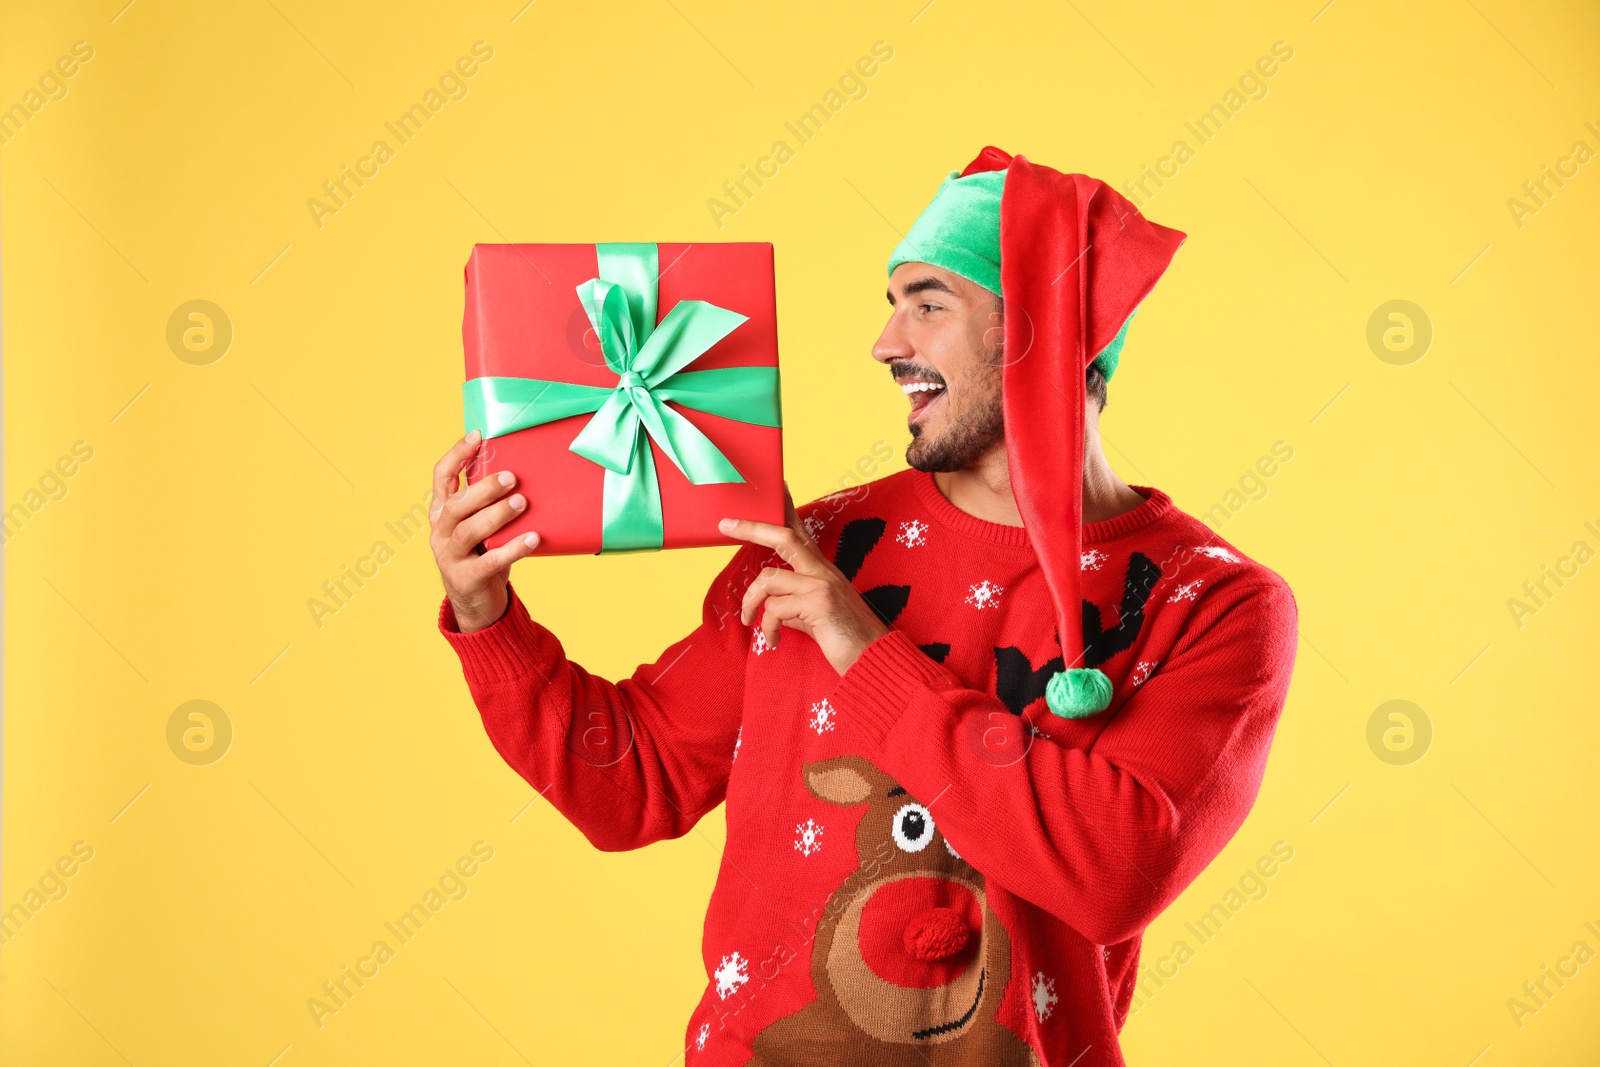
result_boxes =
[873,262,1005,473]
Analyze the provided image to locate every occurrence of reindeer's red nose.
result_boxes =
[859,877,980,988]
[904,907,970,960]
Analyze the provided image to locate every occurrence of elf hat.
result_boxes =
[887,146,1187,718]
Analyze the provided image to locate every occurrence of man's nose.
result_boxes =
[872,314,913,365]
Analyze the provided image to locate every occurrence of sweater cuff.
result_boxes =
[437,582,555,685]
[827,628,958,750]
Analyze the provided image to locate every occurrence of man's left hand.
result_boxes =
[719,484,890,675]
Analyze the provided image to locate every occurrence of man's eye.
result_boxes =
[918,303,941,313]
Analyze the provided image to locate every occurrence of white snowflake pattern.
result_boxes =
[896,519,929,548]
[714,952,750,999]
[1131,660,1158,687]
[807,698,837,735]
[1101,945,1113,963]
[1081,548,1109,571]
[1193,544,1240,563]
[695,1023,710,1051]
[1169,580,1204,603]
[794,819,824,857]
[732,725,742,763]
[965,579,1004,610]
[1031,971,1059,1022]
[751,627,772,656]
[803,514,827,541]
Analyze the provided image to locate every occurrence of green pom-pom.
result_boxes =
[1045,668,1113,719]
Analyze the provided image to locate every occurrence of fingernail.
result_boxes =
[509,494,526,510]
[523,533,539,548]
[718,518,734,531]
[466,429,481,443]
[498,471,514,487]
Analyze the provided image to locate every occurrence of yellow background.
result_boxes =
[3,0,1598,1063]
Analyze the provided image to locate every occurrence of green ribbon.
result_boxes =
[463,243,781,553]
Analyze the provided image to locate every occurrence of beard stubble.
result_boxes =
[905,348,1005,473]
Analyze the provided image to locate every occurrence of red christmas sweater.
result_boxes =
[438,467,1298,1067]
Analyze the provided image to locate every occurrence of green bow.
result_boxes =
[463,243,782,553]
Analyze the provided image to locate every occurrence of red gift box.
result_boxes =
[462,242,783,555]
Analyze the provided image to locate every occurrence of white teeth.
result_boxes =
[900,381,946,395]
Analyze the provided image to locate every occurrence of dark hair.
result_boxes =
[1086,361,1108,410]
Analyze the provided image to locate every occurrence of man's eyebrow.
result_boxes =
[886,276,957,305]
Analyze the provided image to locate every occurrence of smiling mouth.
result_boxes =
[910,967,985,1041]
[903,381,947,424]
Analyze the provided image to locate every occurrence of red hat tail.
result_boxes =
[997,155,1186,717]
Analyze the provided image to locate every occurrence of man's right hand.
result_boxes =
[430,431,541,634]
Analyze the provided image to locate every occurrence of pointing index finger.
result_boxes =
[718,515,824,576]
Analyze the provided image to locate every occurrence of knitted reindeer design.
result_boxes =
[993,551,1162,715]
[832,517,953,664]
[833,515,1161,716]
[749,756,1041,1066]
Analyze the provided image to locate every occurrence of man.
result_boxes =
[430,146,1298,1066]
